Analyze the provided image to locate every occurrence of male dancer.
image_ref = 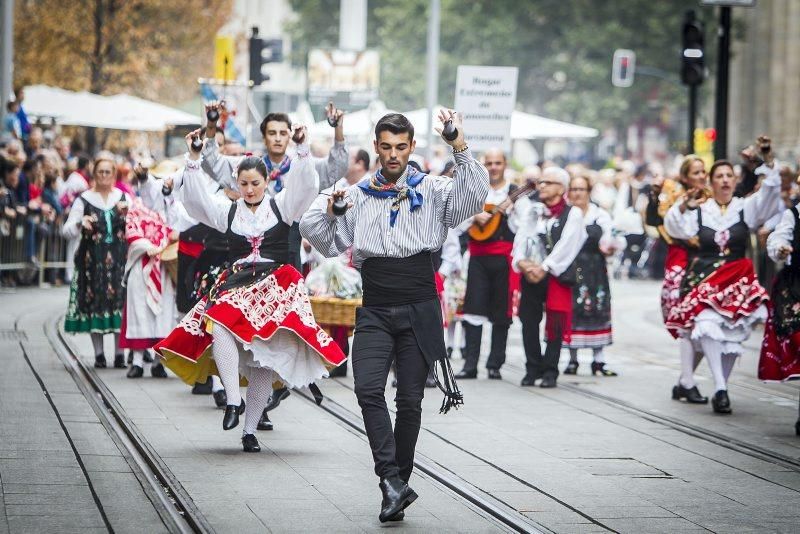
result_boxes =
[201,102,347,430]
[300,111,488,522]
[456,149,521,380]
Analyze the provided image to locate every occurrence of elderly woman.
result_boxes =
[563,175,625,376]
[63,152,131,368]
[154,128,346,453]
[665,149,782,414]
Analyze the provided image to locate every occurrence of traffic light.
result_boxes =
[611,49,636,88]
[249,27,284,86]
[681,10,705,86]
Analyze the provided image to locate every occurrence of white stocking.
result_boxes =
[568,348,579,363]
[592,347,605,364]
[212,327,242,406]
[699,337,727,392]
[721,353,738,382]
[679,338,697,388]
[131,350,144,367]
[90,333,104,356]
[211,375,224,393]
[243,368,274,435]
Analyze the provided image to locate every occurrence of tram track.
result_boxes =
[310,379,618,533]
[40,314,214,534]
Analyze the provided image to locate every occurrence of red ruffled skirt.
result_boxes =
[665,258,768,338]
[758,306,800,382]
[154,264,346,386]
[661,245,688,338]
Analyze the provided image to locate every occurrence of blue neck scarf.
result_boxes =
[357,167,426,226]
[264,156,291,192]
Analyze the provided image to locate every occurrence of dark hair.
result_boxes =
[355,149,370,170]
[709,159,734,179]
[77,154,90,170]
[22,159,37,174]
[6,100,17,111]
[1,157,19,181]
[259,113,292,137]
[236,156,268,179]
[407,160,423,172]
[375,113,414,141]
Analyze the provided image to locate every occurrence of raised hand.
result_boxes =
[292,124,308,145]
[434,109,466,149]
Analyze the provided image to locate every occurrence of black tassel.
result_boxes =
[432,356,463,414]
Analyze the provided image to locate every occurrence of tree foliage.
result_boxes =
[14,0,233,104]
[288,0,713,129]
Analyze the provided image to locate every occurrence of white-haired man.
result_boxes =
[512,167,587,388]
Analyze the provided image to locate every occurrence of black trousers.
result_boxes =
[519,279,563,380]
[352,304,430,482]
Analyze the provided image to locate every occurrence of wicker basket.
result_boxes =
[309,296,361,327]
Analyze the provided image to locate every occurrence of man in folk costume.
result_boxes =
[201,102,347,429]
[513,167,587,388]
[300,111,489,522]
[120,193,177,378]
[456,149,523,380]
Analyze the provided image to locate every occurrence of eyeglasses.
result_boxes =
[569,187,589,192]
[538,180,560,186]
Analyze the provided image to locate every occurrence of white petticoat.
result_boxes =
[688,304,767,356]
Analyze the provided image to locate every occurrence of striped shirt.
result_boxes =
[299,150,489,268]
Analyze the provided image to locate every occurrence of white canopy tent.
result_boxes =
[23,85,200,131]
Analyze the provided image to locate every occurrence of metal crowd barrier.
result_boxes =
[0,217,71,286]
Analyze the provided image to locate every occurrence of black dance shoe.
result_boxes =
[242,434,261,453]
[222,400,245,430]
[191,378,213,395]
[564,361,579,375]
[113,353,126,369]
[540,375,557,388]
[264,387,291,412]
[126,365,143,379]
[671,384,709,404]
[151,363,168,378]
[309,383,324,406]
[213,389,227,408]
[455,369,477,379]
[378,476,418,523]
[487,368,502,380]
[94,354,107,368]
[388,510,405,521]
[257,410,273,431]
[711,390,732,414]
[591,362,618,377]
[520,375,538,386]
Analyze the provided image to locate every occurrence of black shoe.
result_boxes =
[388,510,405,521]
[378,476,418,523]
[264,387,291,412]
[455,369,477,379]
[591,362,617,377]
[242,433,261,453]
[520,375,538,386]
[257,410,273,431]
[213,389,227,408]
[127,365,143,378]
[711,390,732,414]
[309,383,324,406]
[223,400,245,431]
[564,361,579,375]
[94,354,107,368]
[540,375,557,388]
[143,350,154,363]
[487,368,502,380]
[113,353,126,369]
[672,384,709,404]
[151,363,168,378]
[192,378,213,395]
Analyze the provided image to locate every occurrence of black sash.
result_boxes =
[361,252,437,307]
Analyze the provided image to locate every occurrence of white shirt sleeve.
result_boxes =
[273,143,319,224]
[542,208,587,276]
[664,201,699,241]
[766,208,795,263]
[744,162,783,230]
[596,206,626,251]
[181,156,231,233]
[438,229,463,276]
[61,196,85,239]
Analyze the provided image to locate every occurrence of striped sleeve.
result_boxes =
[438,149,490,228]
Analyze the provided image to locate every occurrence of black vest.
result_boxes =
[226,199,290,264]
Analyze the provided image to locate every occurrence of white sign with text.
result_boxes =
[454,65,519,153]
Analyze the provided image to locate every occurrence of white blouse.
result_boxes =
[62,188,131,240]
[512,203,588,276]
[664,162,782,240]
[583,203,626,252]
[180,146,319,264]
[766,206,797,264]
